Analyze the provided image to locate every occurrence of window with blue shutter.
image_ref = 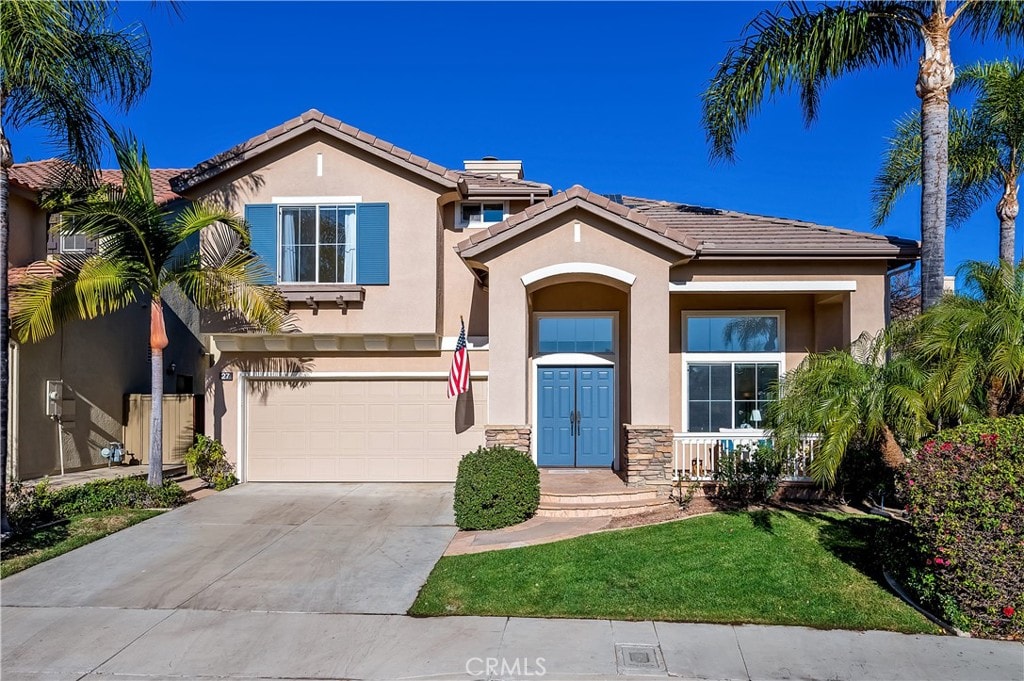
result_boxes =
[244,201,389,286]
[356,202,389,285]
[245,204,278,284]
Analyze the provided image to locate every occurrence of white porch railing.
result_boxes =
[672,432,818,482]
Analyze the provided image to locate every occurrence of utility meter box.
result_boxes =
[45,380,63,418]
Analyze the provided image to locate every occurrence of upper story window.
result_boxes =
[457,202,507,229]
[683,312,784,432]
[279,205,356,284]
[47,214,97,256]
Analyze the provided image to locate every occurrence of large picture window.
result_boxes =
[279,205,356,283]
[683,312,783,433]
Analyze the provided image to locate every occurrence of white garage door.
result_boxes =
[245,377,487,482]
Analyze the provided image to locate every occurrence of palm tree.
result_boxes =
[766,329,931,486]
[1,0,151,533]
[10,129,290,486]
[915,260,1024,419]
[701,1,1024,310]
[874,60,1024,264]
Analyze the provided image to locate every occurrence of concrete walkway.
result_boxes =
[3,609,1021,680]
[446,515,612,555]
[19,462,183,490]
[3,483,1021,680]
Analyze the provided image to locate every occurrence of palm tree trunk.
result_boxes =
[148,298,168,487]
[0,97,12,534]
[917,8,955,309]
[880,425,906,470]
[996,179,1018,265]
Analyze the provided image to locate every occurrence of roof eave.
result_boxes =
[172,118,460,194]
[456,196,698,260]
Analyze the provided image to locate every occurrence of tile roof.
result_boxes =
[456,185,700,258]
[621,196,919,258]
[9,159,185,205]
[8,260,60,289]
[455,172,551,192]
[172,110,550,198]
[172,109,465,192]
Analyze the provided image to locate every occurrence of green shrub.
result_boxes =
[49,477,187,516]
[184,435,238,490]
[892,416,1023,639]
[714,442,783,503]
[5,481,57,535]
[4,476,186,537]
[453,446,540,530]
[834,435,901,506]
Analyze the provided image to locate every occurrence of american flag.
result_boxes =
[447,320,470,398]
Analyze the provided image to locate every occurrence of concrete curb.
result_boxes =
[883,568,969,637]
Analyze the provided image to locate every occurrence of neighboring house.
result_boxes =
[6,161,203,480]
[168,109,919,488]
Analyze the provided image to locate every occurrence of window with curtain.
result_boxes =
[279,205,356,283]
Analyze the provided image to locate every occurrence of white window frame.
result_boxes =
[277,204,357,285]
[456,201,508,229]
[681,310,785,433]
[59,233,89,254]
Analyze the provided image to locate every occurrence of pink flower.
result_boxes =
[908,479,915,486]
[940,442,953,452]
[1003,606,1015,617]
[926,558,933,565]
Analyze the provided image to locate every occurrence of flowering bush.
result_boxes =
[892,416,1023,639]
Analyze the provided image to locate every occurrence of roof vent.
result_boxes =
[463,157,523,179]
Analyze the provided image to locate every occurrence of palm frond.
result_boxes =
[9,255,138,344]
[701,1,920,161]
[1,0,151,171]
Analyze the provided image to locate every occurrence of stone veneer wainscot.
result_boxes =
[623,425,674,492]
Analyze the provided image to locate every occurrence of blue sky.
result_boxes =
[10,1,1023,277]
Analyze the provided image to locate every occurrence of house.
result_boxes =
[168,109,919,488]
[6,161,204,480]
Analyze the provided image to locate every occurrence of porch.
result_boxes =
[672,432,818,482]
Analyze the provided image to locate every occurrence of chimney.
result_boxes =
[463,156,523,179]
[943,275,956,294]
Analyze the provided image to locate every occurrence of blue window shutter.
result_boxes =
[245,204,278,284]
[356,202,389,285]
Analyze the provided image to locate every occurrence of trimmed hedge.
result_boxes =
[453,446,540,530]
[893,416,1023,639]
[6,476,187,536]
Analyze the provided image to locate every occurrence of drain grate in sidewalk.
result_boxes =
[615,643,666,674]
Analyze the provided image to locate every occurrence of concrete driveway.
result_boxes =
[1,482,456,614]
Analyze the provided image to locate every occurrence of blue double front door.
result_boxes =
[537,366,615,467]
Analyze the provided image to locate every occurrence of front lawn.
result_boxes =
[411,510,939,634]
[1,508,162,578]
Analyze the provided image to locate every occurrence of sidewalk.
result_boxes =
[3,608,1021,680]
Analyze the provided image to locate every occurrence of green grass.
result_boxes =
[1,508,162,578]
[411,510,939,634]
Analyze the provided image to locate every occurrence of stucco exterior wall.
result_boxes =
[188,132,445,337]
[8,189,47,266]
[473,208,677,427]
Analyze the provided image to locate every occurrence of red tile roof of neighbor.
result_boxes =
[9,159,186,205]
[7,260,61,289]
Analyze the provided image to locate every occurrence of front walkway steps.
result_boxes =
[536,468,672,518]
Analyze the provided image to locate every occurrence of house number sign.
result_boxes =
[220,371,234,381]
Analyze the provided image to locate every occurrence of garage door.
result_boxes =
[245,377,487,482]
